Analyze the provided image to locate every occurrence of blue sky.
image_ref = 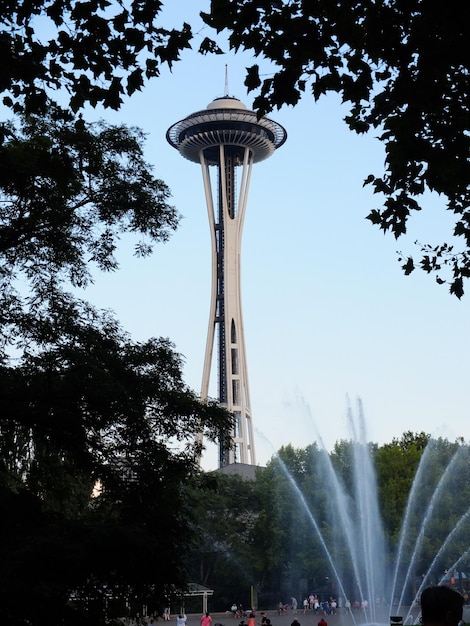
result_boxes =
[79,2,470,469]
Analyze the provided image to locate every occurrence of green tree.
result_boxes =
[0,4,232,622]
[0,0,193,115]
[0,111,233,625]
[250,452,292,595]
[249,445,330,604]
[236,435,470,606]
[203,0,470,296]
[0,291,232,626]
[185,472,259,610]
[375,431,429,543]
[0,107,177,302]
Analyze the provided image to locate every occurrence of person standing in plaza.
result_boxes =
[176,613,187,626]
[259,612,269,626]
[201,612,212,626]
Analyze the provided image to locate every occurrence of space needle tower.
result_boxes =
[166,86,286,468]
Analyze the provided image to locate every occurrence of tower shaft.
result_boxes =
[200,145,255,466]
[166,94,286,469]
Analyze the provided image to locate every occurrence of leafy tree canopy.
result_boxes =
[247,435,470,606]
[0,107,233,625]
[184,472,258,610]
[0,0,193,115]
[0,107,178,304]
[203,0,470,296]
[0,282,232,625]
[0,4,230,621]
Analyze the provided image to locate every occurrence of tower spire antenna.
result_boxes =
[224,64,229,96]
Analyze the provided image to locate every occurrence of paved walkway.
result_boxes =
[126,601,470,626]
[175,607,418,626]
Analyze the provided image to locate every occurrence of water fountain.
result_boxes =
[273,400,470,625]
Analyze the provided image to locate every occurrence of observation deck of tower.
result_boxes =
[166,93,286,468]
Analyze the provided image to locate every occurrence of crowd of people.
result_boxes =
[126,584,465,626]
[301,596,339,615]
[274,594,405,616]
[254,586,463,626]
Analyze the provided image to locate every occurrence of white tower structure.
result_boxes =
[166,93,286,468]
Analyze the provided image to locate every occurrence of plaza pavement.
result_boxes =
[128,602,470,626]
[178,606,419,626]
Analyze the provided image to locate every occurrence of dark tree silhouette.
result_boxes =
[203,0,470,296]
